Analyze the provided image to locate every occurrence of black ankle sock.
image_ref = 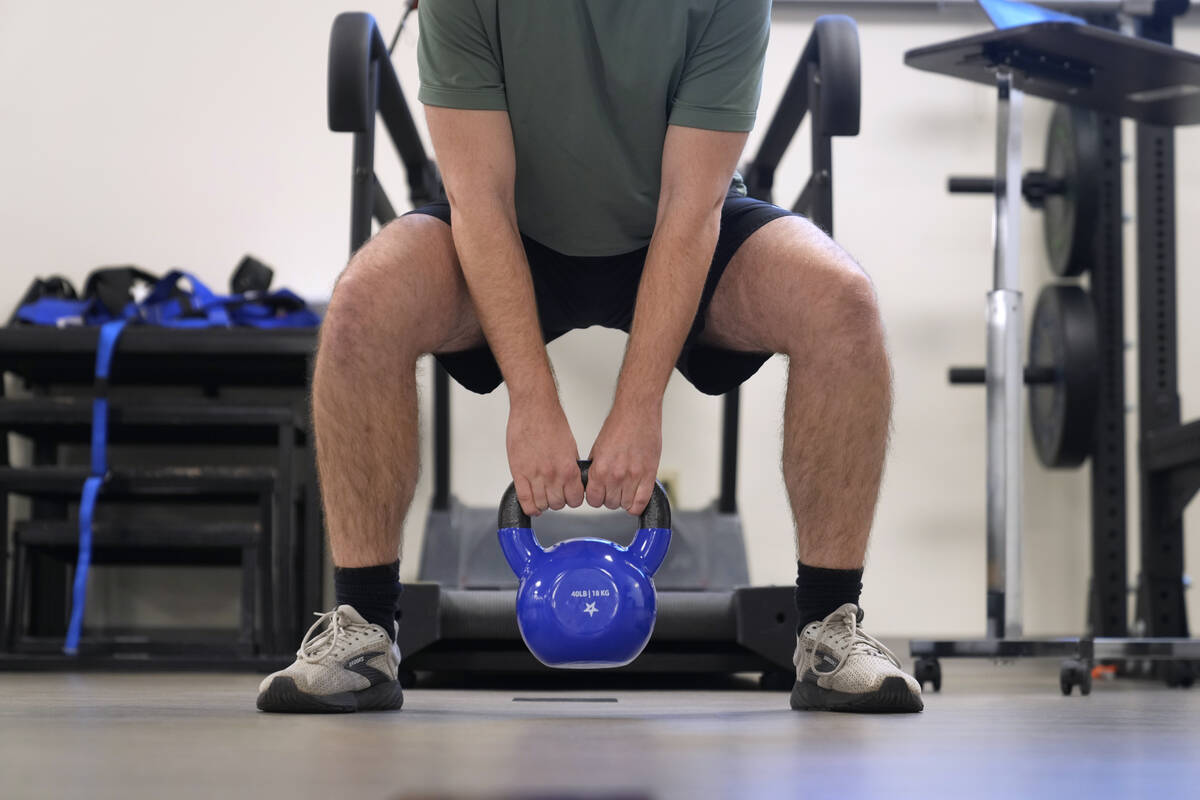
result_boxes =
[334,560,401,639]
[795,561,863,629]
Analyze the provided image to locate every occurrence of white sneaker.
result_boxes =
[791,603,923,713]
[256,605,403,713]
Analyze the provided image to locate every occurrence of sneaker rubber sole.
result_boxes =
[790,676,924,714]
[256,676,405,714]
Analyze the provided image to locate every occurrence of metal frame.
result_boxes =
[1132,16,1199,676]
[1088,106,1130,640]
[987,72,1024,639]
[910,6,1200,685]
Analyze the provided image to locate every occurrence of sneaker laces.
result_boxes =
[296,607,360,664]
[809,605,902,669]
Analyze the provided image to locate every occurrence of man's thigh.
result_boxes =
[337,211,485,356]
[701,214,866,355]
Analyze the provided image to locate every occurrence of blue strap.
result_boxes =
[19,272,318,330]
[90,396,110,477]
[94,320,124,385]
[16,297,108,327]
[227,289,320,329]
[230,304,321,329]
[64,476,103,655]
[64,319,127,655]
[137,271,231,328]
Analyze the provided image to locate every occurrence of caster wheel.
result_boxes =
[1060,659,1091,696]
[914,657,942,692]
[759,670,795,691]
[397,669,418,689]
[1079,667,1093,697]
[1163,661,1196,689]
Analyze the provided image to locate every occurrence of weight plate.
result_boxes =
[1042,104,1102,278]
[1028,285,1100,468]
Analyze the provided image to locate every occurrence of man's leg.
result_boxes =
[313,213,483,571]
[703,215,889,570]
[702,215,921,712]
[258,214,483,713]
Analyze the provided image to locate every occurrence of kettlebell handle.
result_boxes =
[498,459,671,531]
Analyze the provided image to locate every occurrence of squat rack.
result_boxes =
[905,0,1200,691]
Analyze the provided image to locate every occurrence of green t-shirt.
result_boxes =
[417,0,770,257]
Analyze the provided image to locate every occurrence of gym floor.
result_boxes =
[2,657,1196,799]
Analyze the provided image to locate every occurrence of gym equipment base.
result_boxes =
[0,627,292,673]
[912,638,1200,661]
[399,498,799,685]
[911,638,1200,695]
[396,583,797,684]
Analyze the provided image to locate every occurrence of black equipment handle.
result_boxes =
[327,12,442,207]
[948,176,996,193]
[948,173,1063,206]
[948,366,1059,385]
[498,460,672,532]
[742,14,860,211]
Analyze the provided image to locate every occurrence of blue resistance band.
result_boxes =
[64,319,127,655]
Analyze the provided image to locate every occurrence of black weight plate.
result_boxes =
[1042,104,1102,278]
[1028,285,1100,468]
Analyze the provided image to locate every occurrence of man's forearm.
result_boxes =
[452,205,556,403]
[615,207,722,409]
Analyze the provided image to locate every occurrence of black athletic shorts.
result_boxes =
[406,193,794,396]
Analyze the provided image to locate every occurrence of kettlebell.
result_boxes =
[498,460,671,669]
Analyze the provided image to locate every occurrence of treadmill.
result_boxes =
[325,11,863,686]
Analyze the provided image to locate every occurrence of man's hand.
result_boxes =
[507,394,585,517]
[587,401,663,515]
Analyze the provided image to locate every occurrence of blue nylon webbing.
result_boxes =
[90,397,109,477]
[64,319,127,655]
[64,476,103,655]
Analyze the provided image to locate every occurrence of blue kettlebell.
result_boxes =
[498,460,672,669]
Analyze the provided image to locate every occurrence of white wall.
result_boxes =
[2,1,1198,637]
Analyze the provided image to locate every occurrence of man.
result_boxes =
[257,0,922,714]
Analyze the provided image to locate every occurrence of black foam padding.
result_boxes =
[231,256,274,294]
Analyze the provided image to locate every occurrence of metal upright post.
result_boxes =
[1134,10,1189,648]
[808,63,834,234]
[349,62,379,254]
[1087,109,1128,639]
[718,390,739,514]
[986,73,1024,640]
[432,364,451,511]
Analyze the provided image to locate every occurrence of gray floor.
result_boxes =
[1,659,1197,800]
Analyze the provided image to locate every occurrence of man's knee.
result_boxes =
[832,261,882,335]
[321,217,456,361]
[784,248,884,360]
[321,265,393,364]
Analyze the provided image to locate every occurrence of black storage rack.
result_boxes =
[0,326,321,670]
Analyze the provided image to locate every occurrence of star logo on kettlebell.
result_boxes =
[583,602,599,617]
